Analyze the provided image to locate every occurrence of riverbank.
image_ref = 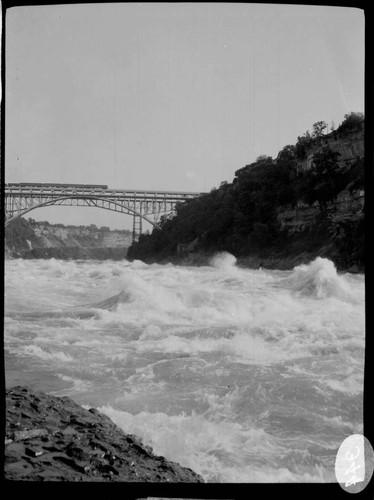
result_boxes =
[4,248,363,273]
[127,214,364,274]
[132,249,363,274]
[4,386,204,483]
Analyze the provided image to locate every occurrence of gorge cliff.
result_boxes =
[5,219,132,260]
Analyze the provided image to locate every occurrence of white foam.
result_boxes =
[209,252,237,271]
[22,344,74,362]
[98,404,281,480]
[133,329,307,365]
[325,373,364,395]
[286,257,360,302]
[97,403,337,482]
[4,257,365,483]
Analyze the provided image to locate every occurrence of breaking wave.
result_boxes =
[209,252,237,271]
[285,257,359,302]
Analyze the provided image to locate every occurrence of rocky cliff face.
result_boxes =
[277,189,364,234]
[298,120,364,172]
[5,219,133,260]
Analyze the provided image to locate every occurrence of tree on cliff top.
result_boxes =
[312,121,328,138]
[337,112,364,132]
[295,130,312,159]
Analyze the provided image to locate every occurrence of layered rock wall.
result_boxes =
[298,121,364,172]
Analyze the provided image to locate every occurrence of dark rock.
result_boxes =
[52,455,85,472]
[35,470,67,481]
[69,416,86,426]
[61,425,78,436]
[89,439,108,452]
[43,444,62,453]
[131,442,152,457]
[5,442,25,463]
[5,460,35,478]
[25,447,44,458]
[100,464,119,475]
[66,443,88,460]
[5,385,204,483]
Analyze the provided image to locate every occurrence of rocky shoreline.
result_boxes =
[3,386,204,483]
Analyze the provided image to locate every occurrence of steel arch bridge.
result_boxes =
[4,183,205,241]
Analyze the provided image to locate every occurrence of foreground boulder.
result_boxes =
[4,386,204,483]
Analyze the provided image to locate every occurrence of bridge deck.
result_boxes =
[5,184,205,201]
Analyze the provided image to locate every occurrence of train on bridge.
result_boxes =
[6,182,109,189]
[6,183,206,196]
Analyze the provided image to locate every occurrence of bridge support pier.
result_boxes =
[132,214,143,243]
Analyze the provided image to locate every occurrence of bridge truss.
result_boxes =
[4,184,204,242]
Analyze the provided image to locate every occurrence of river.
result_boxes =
[4,253,365,482]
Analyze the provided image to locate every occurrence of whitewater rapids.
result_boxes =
[4,254,365,482]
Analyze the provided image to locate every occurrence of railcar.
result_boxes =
[7,182,108,189]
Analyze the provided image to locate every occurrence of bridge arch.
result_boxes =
[4,195,162,233]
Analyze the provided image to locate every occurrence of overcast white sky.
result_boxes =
[5,3,364,230]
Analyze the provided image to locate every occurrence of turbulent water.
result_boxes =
[4,254,365,482]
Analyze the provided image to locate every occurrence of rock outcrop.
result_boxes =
[297,120,364,172]
[4,386,204,483]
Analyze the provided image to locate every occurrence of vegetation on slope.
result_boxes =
[128,113,365,270]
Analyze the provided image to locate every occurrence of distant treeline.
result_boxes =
[128,113,365,268]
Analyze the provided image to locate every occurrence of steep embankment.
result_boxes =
[127,191,364,273]
[4,386,204,482]
[127,115,365,272]
[5,219,132,260]
[142,220,360,273]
